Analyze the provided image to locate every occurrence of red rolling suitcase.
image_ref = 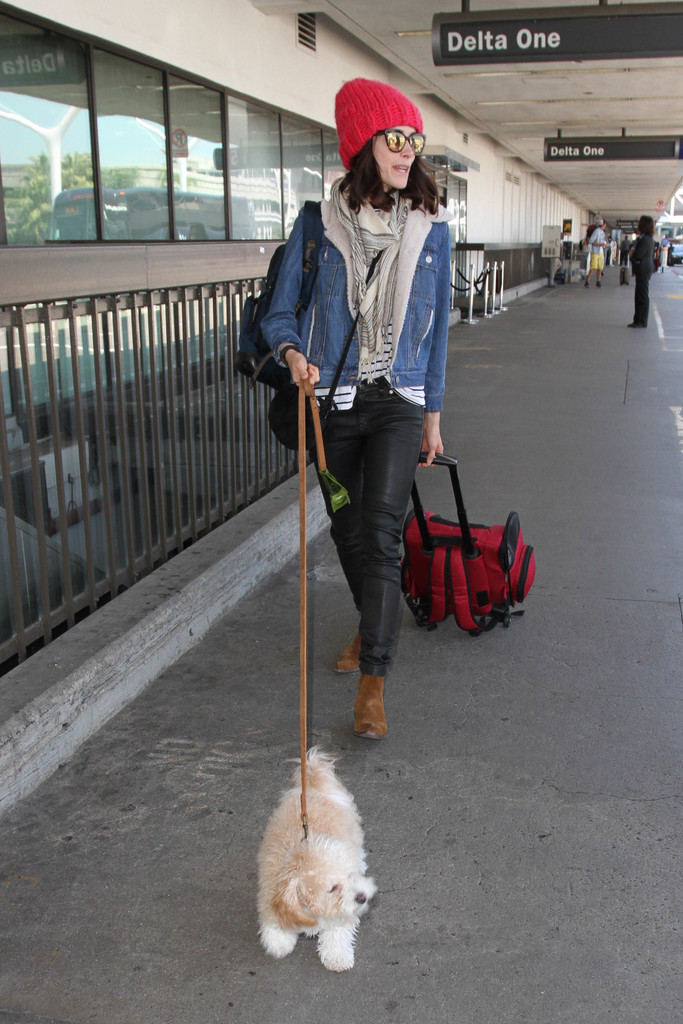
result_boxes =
[401,454,535,634]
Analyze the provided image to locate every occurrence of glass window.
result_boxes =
[444,176,467,244]
[281,116,322,237]
[168,77,226,240]
[227,97,282,240]
[0,15,94,245]
[93,50,169,240]
[323,128,344,199]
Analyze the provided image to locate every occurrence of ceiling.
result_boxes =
[253,0,683,225]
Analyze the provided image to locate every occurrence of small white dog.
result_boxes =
[257,748,376,971]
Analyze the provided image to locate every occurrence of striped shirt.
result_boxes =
[314,323,425,411]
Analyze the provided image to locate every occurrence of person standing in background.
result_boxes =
[659,235,670,272]
[628,216,655,328]
[584,217,606,288]
[618,232,632,285]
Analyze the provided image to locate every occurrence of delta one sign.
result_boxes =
[432,6,683,65]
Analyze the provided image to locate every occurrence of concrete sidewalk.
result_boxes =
[0,265,681,1024]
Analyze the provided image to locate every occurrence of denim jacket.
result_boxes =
[261,198,452,412]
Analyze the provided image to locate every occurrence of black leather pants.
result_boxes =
[633,271,651,326]
[315,381,424,677]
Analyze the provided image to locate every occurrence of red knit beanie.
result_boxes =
[335,78,424,170]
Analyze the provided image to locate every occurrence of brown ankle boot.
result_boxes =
[353,674,387,740]
[335,633,361,673]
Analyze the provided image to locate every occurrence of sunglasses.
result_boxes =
[377,128,426,157]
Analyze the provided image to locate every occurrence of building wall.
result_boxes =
[12,0,588,247]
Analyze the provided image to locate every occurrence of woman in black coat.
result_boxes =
[628,215,655,328]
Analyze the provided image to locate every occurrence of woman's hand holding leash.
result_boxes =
[285,348,320,386]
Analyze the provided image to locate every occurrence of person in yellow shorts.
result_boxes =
[584,217,606,288]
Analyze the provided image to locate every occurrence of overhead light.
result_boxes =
[443,66,633,79]
[477,97,645,106]
[395,29,431,37]
[500,120,568,126]
[442,70,522,79]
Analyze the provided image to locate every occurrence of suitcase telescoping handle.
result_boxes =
[414,452,476,557]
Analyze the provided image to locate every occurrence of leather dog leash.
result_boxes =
[298,381,349,839]
[297,379,325,840]
[298,377,338,839]
[298,381,309,839]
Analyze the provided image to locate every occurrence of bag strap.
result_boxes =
[410,482,434,553]
[318,249,384,421]
[296,201,323,316]
[429,546,448,624]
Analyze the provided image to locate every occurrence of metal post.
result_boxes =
[461,262,479,324]
[482,262,493,318]
[491,261,500,314]
[498,259,508,311]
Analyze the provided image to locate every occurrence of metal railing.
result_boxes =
[0,280,296,671]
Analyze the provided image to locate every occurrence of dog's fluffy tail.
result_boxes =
[291,746,336,784]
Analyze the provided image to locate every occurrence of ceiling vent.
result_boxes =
[297,13,317,53]
[462,132,469,145]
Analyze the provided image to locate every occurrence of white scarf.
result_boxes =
[330,178,409,376]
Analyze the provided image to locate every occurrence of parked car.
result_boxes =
[670,241,683,265]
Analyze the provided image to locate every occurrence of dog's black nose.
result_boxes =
[355,893,367,905]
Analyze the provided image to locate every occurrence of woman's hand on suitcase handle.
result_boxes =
[420,412,444,466]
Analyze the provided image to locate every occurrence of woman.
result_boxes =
[628,215,655,327]
[263,77,452,740]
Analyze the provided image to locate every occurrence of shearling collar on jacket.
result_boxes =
[321,197,452,344]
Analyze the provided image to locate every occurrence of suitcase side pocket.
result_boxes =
[512,545,536,603]
[498,511,521,573]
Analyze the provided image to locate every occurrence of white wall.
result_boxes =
[15,0,588,247]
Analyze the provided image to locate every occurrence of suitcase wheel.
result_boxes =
[404,593,434,628]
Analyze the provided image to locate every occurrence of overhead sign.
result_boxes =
[171,128,189,160]
[432,5,683,65]
[544,137,681,162]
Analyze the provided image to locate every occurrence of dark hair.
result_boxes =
[637,215,655,236]
[339,137,439,215]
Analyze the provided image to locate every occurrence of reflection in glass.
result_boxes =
[281,116,322,237]
[228,97,282,240]
[0,14,93,244]
[168,77,226,240]
[93,50,169,240]
[323,128,344,200]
